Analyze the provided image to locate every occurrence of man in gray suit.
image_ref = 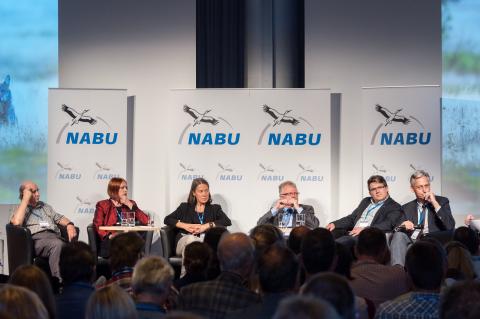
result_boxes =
[257,181,319,229]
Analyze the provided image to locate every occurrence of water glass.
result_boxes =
[148,213,155,227]
[128,211,136,227]
[120,211,128,227]
[296,213,306,227]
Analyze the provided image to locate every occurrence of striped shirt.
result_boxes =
[375,292,440,319]
[11,201,64,235]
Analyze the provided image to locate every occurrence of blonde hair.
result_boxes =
[0,285,49,319]
[85,285,138,319]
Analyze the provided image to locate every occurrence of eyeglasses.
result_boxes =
[280,192,299,197]
[368,185,386,192]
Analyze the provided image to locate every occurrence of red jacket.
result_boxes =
[93,199,149,239]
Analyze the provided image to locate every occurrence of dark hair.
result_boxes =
[187,178,212,206]
[301,228,336,275]
[204,226,229,253]
[302,272,355,319]
[367,175,387,188]
[405,241,444,290]
[440,281,480,319]
[258,245,299,293]
[109,232,144,271]
[60,241,95,284]
[334,242,353,279]
[107,177,127,201]
[274,295,339,319]
[287,226,311,255]
[250,224,285,254]
[356,227,387,259]
[184,242,212,276]
[454,226,479,255]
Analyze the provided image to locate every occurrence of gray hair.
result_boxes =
[278,180,297,194]
[410,170,430,187]
[132,256,174,296]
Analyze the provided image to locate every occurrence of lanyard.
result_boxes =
[363,200,384,221]
[197,212,205,224]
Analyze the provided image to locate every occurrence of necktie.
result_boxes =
[418,205,426,227]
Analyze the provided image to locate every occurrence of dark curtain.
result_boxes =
[196,0,245,88]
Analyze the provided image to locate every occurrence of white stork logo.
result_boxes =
[183,105,220,126]
[262,105,300,126]
[375,104,411,126]
[61,104,97,126]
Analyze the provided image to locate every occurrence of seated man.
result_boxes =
[326,175,403,245]
[390,170,455,266]
[10,180,77,280]
[257,181,319,229]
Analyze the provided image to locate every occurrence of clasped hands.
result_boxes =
[274,197,300,210]
[178,222,210,235]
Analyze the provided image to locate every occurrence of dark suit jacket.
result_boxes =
[333,197,404,232]
[401,196,455,232]
[257,204,319,229]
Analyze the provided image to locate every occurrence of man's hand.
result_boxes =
[326,223,335,231]
[274,198,286,210]
[401,220,415,230]
[424,192,440,210]
[22,188,33,203]
[67,224,77,242]
[349,227,364,237]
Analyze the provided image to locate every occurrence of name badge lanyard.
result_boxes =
[362,201,384,222]
[197,212,205,225]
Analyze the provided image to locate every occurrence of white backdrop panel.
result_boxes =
[48,89,131,241]
[362,86,441,204]
[168,89,333,232]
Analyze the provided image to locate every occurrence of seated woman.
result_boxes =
[164,177,232,256]
[93,177,149,257]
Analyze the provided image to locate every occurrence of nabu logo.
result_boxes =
[296,164,324,182]
[371,104,431,146]
[257,163,284,182]
[178,105,239,145]
[75,196,95,214]
[56,104,118,145]
[178,163,203,181]
[258,104,320,146]
[371,164,396,182]
[55,162,82,180]
[94,162,120,180]
[216,163,243,182]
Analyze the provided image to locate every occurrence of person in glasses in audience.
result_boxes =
[257,181,319,229]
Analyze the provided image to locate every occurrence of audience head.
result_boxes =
[445,241,475,280]
[217,232,255,278]
[187,178,212,206]
[132,256,174,304]
[334,243,353,280]
[109,232,144,272]
[440,281,480,319]
[86,285,138,319]
[0,284,48,319]
[287,226,311,255]
[165,311,205,319]
[8,265,56,319]
[273,295,340,319]
[301,272,355,319]
[60,241,95,284]
[454,226,479,255]
[258,244,299,293]
[204,226,229,253]
[107,177,127,201]
[183,242,212,276]
[355,227,389,264]
[249,224,285,254]
[405,241,444,291]
[301,228,336,276]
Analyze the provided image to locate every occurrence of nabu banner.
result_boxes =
[362,86,441,203]
[48,88,131,241]
[168,89,336,232]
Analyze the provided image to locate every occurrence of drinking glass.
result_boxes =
[296,213,306,227]
[128,211,136,227]
[120,211,128,227]
[148,213,155,227]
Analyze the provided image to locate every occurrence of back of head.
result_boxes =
[258,245,299,293]
[60,241,95,284]
[110,232,145,271]
[334,243,353,279]
[302,272,355,319]
[440,281,480,319]
[287,226,311,255]
[132,256,174,297]
[445,241,475,280]
[218,232,255,275]
[204,226,229,253]
[301,228,336,275]
[8,265,56,319]
[0,284,49,319]
[86,285,138,319]
[250,224,285,254]
[454,226,479,255]
[273,295,340,319]
[356,227,387,262]
[184,242,212,276]
[405,241,444,291]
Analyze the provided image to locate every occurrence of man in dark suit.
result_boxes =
[326,175,404,247]
[257,180,319,229]
[390,170,455,266]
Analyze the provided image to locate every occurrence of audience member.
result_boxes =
[249,224,285,255]
[177,232,260,319]
[287,226,311,255]
[0,284,49,319]
[349,227,409,307]
[273,295,340,319]
[56,242,96,319]
[376,241,445,319]
[300,228,336,279]
[302,272,355,319]
[132,256,174,318]
[204,226,229,279]
[444,241,475,281]
[97,232,145,294]
[174,242,211,292]
[165,311,205,319]
[453,226,480,277]
[440,281,480,319]
[334,243,354,280]
[8,264,56,319]
[86,285,138,319]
